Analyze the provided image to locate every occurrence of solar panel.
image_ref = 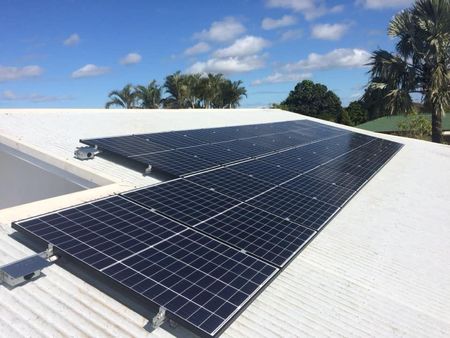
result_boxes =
[259,149,323,173]
[82,135,170,157]
[227,159,299,185]
[135,131,207,149]
[248,187,339,231]
[179,144,249,165]
[195,204,316,267]
[280,175,355,207]
[186,168,275,201]
[129,150,218,177]
[13,196,278,337]
[219,139,274,157]
[305,166,367,191]
[122,179,240,227]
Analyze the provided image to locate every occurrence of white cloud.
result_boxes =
[252,72,312,85]
[265,0,344,20]
[357,0,413,9]
[213,36,270,58]
[184,42,211,56]
[0,65,43,82]
[0,90,73,102]
[311,23,351,40]
[280,29,303,41]
[120,53,142,65]
[187,55,265,74]
[262,15,297,30]
[284,48,371,71]
[194,17,246,42]
[71,64,110,78]
[63,33,80,46]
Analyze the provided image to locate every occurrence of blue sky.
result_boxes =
[0,0,413,108]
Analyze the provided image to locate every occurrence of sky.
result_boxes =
[0,0,414,108]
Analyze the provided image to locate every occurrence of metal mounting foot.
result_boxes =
[152,307,166,329]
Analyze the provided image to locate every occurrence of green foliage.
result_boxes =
[279,80,343,121]
[337,109,352,126]
[364,0,450,143]
[344,101,368,126]
[105,84,137,109]
[398,113,432,139]
[106,72,247,109]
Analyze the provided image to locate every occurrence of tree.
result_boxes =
[280,80,343,121]
[345,101,368,126]
[398,112,432,139]
[163,71,188,108]
[218,80,247,108]
[364,0,450,143]
[337,109,352,126]
[135,80,162,109]
[105,84,137,109]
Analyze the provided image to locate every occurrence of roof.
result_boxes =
[357,113,450,133]
[1,108,450,337]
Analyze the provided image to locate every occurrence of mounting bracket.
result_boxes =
[0,244,54,287]
[152,306,166,329]
[144,165,153,175]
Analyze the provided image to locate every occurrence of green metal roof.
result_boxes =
[357,114,450,132]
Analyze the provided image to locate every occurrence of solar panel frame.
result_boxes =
[247,187,340,231]
[185,168,276,202]
[194,203,316,267]
[12,196,279,337]
[81,135,171,157]
[121,179,241,227]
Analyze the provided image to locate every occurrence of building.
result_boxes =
[357,113,450,141]
[1,108,449,337]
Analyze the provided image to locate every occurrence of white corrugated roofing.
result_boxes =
[1,108,449,337]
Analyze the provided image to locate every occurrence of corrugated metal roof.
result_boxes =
[1,108,449,337]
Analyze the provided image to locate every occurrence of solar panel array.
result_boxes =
[81,120,350,177]
[14,119,403,337]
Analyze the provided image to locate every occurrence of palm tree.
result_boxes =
[219,80,247,108]
[200,73,224,108]
[364,0,450,143]
[163,71,188,108]
[105,84,137,109]
[135,80,162,108]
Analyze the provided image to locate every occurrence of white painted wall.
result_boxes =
[0,145,97,209]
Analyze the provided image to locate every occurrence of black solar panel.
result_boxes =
[179,144,249,165]
[280,175,355,207]
[219,139,274,157]
[82,135,170,157]
[305,166,367,191]
[259,149,323,173]
[135,131,207,149]
[130,150,218,177]
[13,196,277,337]
[195,204,316,267]
[248,187,339,231]
[186,168,275,201]
[122,179,240,227]
[227,160,299,185]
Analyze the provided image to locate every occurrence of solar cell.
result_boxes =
[248,187,339,231]
[305,166,367,191]
[219,139,274,157]
[179,144,249,165]
[259,150,323,173]
[227,159,299,185]
[130,149,218,177]
[122,179,240,226]
[135,131,207,149]
[280,175,355,207]
[81,135,170,157]
[186,168,275,201]
[13,197,277,337]
[195,204,316,267]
